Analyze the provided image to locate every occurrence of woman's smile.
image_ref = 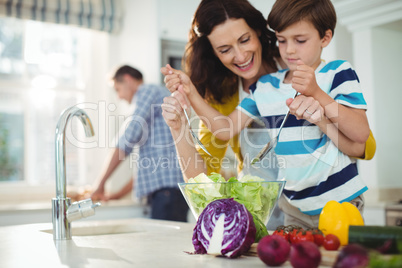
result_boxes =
[235,55,254,71]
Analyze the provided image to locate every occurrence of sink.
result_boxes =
[41,219,181,236]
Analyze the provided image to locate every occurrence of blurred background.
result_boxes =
[0,0,401,226]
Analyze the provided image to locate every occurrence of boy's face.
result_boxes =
[276,20,332,71]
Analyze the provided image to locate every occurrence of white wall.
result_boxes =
[109,0,160,84]
[372,26,402,189]
[349,23,402,203]
[157,0,276,42]
[353,29,378,200]
[157,0,199,42]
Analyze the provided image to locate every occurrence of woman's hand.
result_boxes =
[161,64,197,99]
[286,95,324,124]
[161,90,191,131]
[161,64,181,93]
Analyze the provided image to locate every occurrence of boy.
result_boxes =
[169,0,370,228]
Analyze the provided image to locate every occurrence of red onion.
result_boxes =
[290,241,321,268]
[257,235,290,266]
[333,244,369,268]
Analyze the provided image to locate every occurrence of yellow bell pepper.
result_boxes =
[318,200,364,246]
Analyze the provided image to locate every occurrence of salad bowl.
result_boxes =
[178,173,285,226]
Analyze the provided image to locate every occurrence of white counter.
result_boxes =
[0,217,338,268]
[0,200,145,226]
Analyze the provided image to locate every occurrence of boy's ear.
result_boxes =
[321,29,333,48]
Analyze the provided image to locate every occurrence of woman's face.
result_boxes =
[207,18,263,82]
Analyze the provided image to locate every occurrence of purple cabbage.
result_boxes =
[192,198,256,258]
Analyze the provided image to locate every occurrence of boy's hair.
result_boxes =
[112,65,143,82]
[268,0,337,38]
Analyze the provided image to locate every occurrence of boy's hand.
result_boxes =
[291,60,320,97]
[286,94,324,124]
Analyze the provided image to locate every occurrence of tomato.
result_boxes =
[272,229,289,242]
[323,234,341,251]
[289,229,301,244]
[313,233,325,247]
[310,229,325,247]
[295,230,314,244]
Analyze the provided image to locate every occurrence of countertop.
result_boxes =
[0,218,334,268]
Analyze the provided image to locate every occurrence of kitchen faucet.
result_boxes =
[52,106,101,240]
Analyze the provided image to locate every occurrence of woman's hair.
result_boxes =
[268,0,337,39]
[185,0,279,104]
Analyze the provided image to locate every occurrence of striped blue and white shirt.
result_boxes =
[238,60,368,215]
[117,84,183,198]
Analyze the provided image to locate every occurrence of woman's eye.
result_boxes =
[240,37,250,44]
[220,48,230,54]
[277,40,285,44]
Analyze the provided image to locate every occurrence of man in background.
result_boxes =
[91,65,188,222]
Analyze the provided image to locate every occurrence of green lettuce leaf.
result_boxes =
[184,173,280,228]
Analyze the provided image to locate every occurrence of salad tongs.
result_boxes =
[250,91,299,165]
[183,109,212,156]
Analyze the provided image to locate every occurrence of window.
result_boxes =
[0,17,98,186]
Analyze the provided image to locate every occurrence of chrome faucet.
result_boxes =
[52,106,101,240]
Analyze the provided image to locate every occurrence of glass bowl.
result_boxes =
[178,180,285,225]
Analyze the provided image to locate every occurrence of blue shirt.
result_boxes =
[238,60,368,215]
[117,84,183,198]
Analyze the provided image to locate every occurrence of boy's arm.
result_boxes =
[287,95,366,157]
[315,116,366,157]
[313,91,370,144]
[292,61,370,144]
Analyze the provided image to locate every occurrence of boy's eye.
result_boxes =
[297,39,306,44]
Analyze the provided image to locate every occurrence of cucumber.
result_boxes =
[349,225,402,254]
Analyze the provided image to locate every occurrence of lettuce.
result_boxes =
[183,173,281,227]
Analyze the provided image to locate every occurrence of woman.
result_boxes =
[161,0,376,182]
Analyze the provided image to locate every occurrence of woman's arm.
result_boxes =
[165,66,251,141]
[161,93,207,181]
[186,88,252,141]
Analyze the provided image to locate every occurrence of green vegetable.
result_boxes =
[253,213,269,242]
[349,225,402,254]
[369,251,402,268]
